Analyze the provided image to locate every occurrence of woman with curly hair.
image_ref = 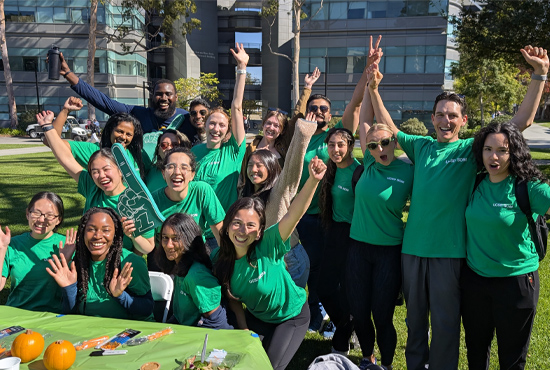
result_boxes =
[156,213,231,328]
[46,207,154,321]
[44,97,148,179]
[317,127,359,355]
[212,157,327,370]
[462,121,550,369]
[145,129,191,192]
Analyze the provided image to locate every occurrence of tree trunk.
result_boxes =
[87,0,98,120]
[0,0,18,128]
[291,1,300,105]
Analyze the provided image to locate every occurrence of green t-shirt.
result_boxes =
[331,159,360,224]
[397,132,476,258]
[77,171,154,251]
[299,121,343,214]
[152,182,225,240]
[350,153,414,245]
[173,261,221,326]
[466,176,550,277]
[69,141,150,174]
[214,224,306,324]
[191,135,246,212]
[78,249,153,321]
[2,233,65,313]
[145,165,166,194]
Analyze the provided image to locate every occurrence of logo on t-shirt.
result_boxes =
[493,203,513,209]
[189,213,198,217]
[337,185,350,192]
[386,177,405,184]
[445,158,468,164]
[248,271,266,284]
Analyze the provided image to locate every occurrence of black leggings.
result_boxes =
[245,302,310,370]
[345,240,401,366]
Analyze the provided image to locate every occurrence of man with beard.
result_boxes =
[188,98,210,145]
[54,53,196,140]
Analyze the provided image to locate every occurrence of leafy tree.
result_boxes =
[174,72,221,109]
[399,118,428,136]
[242,99,262,119]
[0,0,17,127]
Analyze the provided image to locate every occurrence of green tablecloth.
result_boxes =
[0,306,272,369]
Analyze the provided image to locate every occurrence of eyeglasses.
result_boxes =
[366,137,394,151]
[268,107,288,116]
[29,210,59,221]
[164,163,191,173]
[190,109,208,117]
[308,105,329,113]
[159,142,173,150]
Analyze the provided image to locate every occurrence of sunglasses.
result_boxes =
[308,105,329,113]
[366,137,394,151]
[268,107,288,116]
[190,109,208,117]
[160,142,173,150]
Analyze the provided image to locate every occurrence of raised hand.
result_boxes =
[367,35,383,67]
[108,262,133,298]
[520,45,549,75]
[60,228,76,261]
[305,112,317,122]
[308,156,327,181]
[230,43,249,69]
[0,226,10,255]
[368,63,383,90]
[36,111,55,127]
[63,97,83,112]
[121,217,137,239]
[46,254,77,288]
[304,67,321,89]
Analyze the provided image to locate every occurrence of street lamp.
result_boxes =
[26,60,40,111]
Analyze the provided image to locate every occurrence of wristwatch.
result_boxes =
[42,125,55,132]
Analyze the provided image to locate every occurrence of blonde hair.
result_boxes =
[366,123,394,139]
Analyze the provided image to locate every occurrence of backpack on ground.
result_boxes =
[307,354,360,370]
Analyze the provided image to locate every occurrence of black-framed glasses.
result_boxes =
[308,105,329,113]
[190,109,208,117]
[366,137,394,151]
[268,107,288,116]
[29,210,59,221]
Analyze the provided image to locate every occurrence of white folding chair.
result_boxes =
[149,271,174,323]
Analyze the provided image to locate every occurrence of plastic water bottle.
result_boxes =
[48,45,61,80]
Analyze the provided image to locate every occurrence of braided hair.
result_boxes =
[74,207,123,314]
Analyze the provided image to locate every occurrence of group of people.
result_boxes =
[0,39,549,370]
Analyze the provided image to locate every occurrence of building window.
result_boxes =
[348,2,366,19]
[329,2,348,20]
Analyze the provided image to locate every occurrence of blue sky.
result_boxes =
[235,32,262,82]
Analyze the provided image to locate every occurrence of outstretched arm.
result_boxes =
[230,43,248,146]
[37,111,83,182]
[359,68,375,154]
[278,157,327,241]
[121,218,155,254]
[43,97,83,149]
[511,46,549,132]
[368,64,400,137]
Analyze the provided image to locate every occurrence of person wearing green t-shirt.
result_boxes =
[43,96,149,180]
[316,127,359,356]
[462,122,550,369]
[212,157,327,370]
[367,45,549,370]
[0,192,75,314]
[145,130,191,193]
[46,207,154,321]
[38,110,155,255]
[191,44,248,230]
[147,147,225,271]
[155,213,231,328]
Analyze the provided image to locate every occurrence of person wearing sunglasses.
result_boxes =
[145,129,192,193]
[0,192,76,314]
[367,45,548,370]
[298,35,383,333]
[188,98,211,145]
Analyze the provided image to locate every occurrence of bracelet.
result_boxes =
[41,125,55,132]
[531,74,548,81]
[236,69,247,75]
[62,71,74,78]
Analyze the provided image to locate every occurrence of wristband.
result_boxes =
[62,71,74,78]
[531,74,548,81]
[42,125,55,132]
[236,69,247,75]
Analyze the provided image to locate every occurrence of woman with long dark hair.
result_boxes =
[212,157,326,370]
[156,213,231,328]
[317,127,359,355]
[44,97,147,179]
[462,121,550,369]
[38,110,155,254]
[46,207,154,320]
[0,192,74,313]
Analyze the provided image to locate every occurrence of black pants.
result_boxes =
[461,265,539,370]
[318,221,354,351]
[246,302,310,370]
[346,240,401,366]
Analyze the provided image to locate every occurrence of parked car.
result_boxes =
[26,116,88,141]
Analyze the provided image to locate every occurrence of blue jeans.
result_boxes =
[284,243,310,289]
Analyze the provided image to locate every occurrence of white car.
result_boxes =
[26,116,88,141]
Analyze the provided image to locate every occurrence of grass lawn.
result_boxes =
[530,148,550,160]
[0,144,44,150]
[1,153,550,369]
